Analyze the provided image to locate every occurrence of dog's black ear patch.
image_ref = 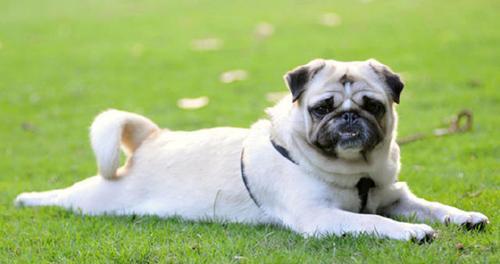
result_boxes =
[382,68,404,104]
[285,66,310,102]
[368,59,405,104]
[284,60,325,102]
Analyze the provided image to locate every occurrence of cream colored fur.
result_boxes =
[90,109,159,179]
[15,59,488,241]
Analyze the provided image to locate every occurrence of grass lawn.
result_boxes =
[1,0,499,262]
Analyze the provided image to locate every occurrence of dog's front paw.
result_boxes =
[383,223,436,243]
[443,211,489,231]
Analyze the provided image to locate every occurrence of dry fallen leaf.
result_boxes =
[177,96,209,110]
[29,94,40,104]
[191,38,223,51]
[266,91,288,103]
[254,22,275,40]
[130,43,144,57]
[319,13,342,27]
[467,79,482,88]
[21,122,37,132]
[464,190,483,198]
[220,69,248,83]
[233,256,248,261]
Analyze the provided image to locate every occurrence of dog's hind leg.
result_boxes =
[14,189,66,207]
[14,175,131,215]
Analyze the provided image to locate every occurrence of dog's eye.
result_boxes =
[363,97,385,118]
[310,97,334,117]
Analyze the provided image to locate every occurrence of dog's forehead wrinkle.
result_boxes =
[309,92,340,105]
[319,62,349,85]
[335,62,388,97]
[352,90,386,104]
[307,89,385,111]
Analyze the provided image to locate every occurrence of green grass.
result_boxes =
[1,0,499,262]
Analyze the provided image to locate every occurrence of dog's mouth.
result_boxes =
[338,130,360,141]
[313,120,383,158]
[313,132,363,157]
[336,129,364,151]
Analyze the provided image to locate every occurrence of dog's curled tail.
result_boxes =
[90,109,159,180]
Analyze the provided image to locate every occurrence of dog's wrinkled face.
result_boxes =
[284,59,404,160]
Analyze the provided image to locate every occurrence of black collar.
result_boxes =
[240,139,376,212]
[270,139,298,165]
[240,148,261,207]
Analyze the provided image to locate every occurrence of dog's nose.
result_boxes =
[342,112,359,123]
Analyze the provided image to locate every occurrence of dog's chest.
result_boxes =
[326,181,379,214]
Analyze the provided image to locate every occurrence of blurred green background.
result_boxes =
[0,0,498,262]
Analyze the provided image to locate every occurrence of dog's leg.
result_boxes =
[284,206,436,242]
[380,182,489,230]
[15,176,130,215]
[14,189,65,207]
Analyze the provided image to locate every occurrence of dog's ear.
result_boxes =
[368,59,404,104]
[284,59,326,102]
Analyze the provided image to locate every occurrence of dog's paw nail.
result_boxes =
[409,226,436,244]
[417,231,436,244]
[462,220,488,231]
[424,233,436,243]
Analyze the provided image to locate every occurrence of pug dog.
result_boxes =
[15,58,489,242]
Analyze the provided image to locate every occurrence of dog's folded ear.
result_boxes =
[284,59,326,102]
[368,59,404,104]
